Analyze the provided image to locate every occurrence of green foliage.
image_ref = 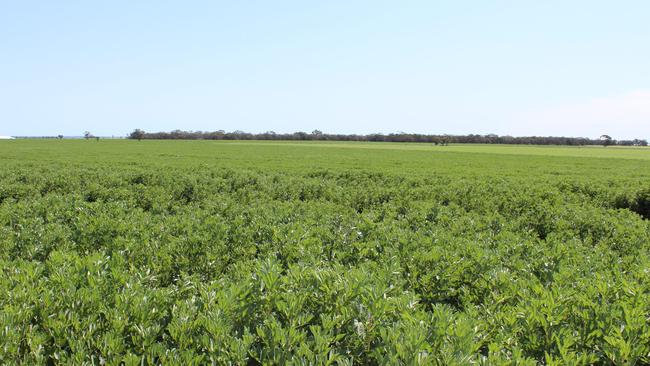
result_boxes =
[1,140,649,364]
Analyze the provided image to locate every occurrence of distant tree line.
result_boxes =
[128,129,648,146]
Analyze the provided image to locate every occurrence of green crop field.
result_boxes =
[1,140,649,365]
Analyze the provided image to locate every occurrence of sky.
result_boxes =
[1,1,649,139]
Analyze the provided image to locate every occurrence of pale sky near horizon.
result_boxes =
[1,1,649,139]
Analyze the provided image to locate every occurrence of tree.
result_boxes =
[600,134,613,147]
[129,129,145,141]
[84,131,93,140]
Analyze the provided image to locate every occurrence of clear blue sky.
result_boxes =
[1,1,649,139]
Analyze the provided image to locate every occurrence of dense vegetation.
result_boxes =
[1,140,649,365]
[128,129,649,147]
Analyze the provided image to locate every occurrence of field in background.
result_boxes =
[3,139,650,169]
[1,140,649,364]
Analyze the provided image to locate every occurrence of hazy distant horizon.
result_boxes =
[2,130,648,142]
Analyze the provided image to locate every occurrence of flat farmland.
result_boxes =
[1,140,649,364]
